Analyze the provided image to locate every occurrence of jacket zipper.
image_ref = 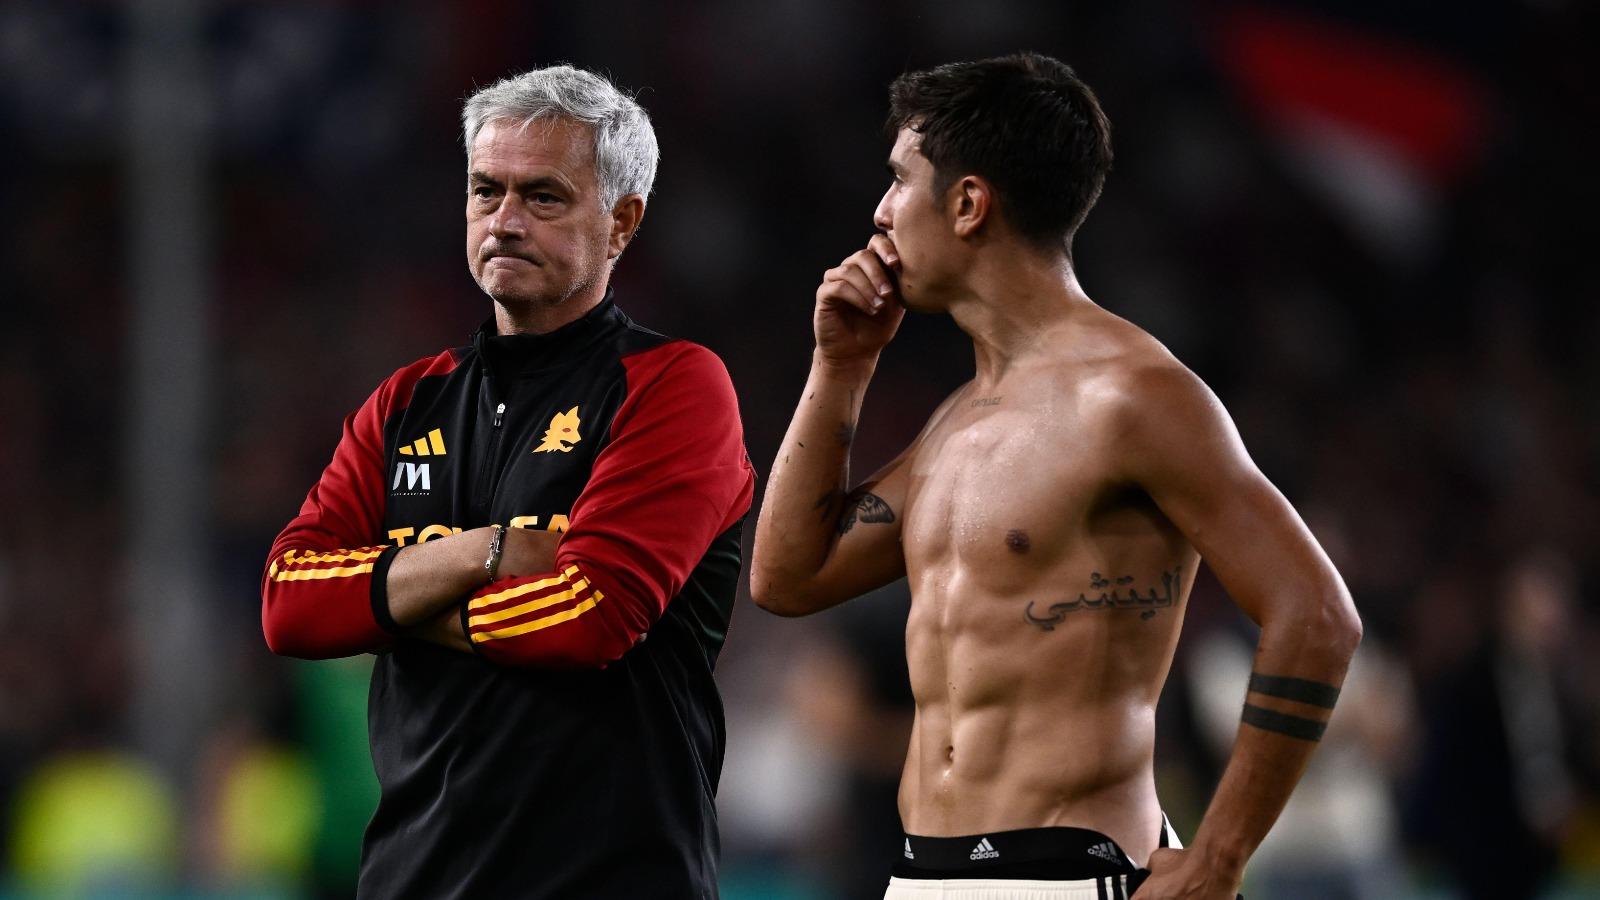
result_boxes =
[474,365,509,518]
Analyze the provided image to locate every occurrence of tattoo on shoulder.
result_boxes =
[970,396,1002,408]
[838,488,895,536]
[1023,568,1182,631]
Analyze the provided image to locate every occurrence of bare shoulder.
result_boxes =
[1066,309,1220,430]
[1062,309,1253,490]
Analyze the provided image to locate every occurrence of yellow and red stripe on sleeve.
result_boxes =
[261,545,395,659]
[466,565,606,645]
[268,546,386,582]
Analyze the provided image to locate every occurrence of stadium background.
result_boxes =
[1,0,1596,897]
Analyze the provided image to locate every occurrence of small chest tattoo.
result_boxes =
[970,396,1002,408]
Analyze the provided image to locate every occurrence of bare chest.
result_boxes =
[902,396,1103,580]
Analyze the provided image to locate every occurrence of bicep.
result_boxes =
[1162,467,1335,627]
[1121,372,1341,626]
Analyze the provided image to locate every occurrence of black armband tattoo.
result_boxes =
[1247,672,1341,709]
[1241,703,1327,742]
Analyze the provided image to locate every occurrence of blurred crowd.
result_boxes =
[1,0,1597,897]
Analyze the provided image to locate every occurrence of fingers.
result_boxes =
[1145,848,1183,871]
[836,263,888,311]
[819,243,899,315]
[849,245,898,299]
[867,233,900,271]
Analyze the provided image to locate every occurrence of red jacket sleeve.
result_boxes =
[464,342,755,669]
[261,354,454,658]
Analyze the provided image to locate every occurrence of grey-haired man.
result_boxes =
[262,65,754,898]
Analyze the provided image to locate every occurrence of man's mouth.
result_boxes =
[484,250,539,266]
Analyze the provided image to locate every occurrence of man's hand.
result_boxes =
[1133,848,1242,899]
[815,234,906,369]
[409,609,473,653]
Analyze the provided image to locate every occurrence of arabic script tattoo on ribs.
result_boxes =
[1023,568,1183,630]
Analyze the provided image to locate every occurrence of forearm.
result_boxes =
[751,352,874,594]
[262,543,394,658]
[1188,600,1362,876]
[384,526,497,627]
[394,524,562,651]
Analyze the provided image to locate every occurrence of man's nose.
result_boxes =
[872,190,893,231]
[488,196,528,239]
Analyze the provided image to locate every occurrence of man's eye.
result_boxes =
[532,192,560,204]
[472,186,496,199]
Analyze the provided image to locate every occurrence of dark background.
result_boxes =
[1,1,1596,897]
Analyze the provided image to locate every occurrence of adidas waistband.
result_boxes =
[894,827,1137,881]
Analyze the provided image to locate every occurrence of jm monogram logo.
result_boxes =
[393,428,447,494]
[392,461,430,493]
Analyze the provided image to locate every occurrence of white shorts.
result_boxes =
[884,873,1138,900]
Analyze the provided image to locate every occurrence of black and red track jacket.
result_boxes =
[260,293,755,899]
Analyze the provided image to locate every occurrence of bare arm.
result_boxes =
[388,526,560,650]
[1117,366,1361,899]
[751,356,913,615]
[750,235,911,616]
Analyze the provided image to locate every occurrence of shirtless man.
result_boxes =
[751,54,1362,900]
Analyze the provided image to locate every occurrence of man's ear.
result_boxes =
[608,194,647,258]
[949,175,992,239]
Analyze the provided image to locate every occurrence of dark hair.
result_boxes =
[887,53,1113,252]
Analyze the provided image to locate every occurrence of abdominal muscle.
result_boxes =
[897,569,1186,866]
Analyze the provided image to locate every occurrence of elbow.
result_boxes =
[753,596,810,618]
[546,631,633,670]
[749,572,810,618]
[748,577,783,615]
[1262,584,1362,668]
[1318,586,1364,663]
[746,550,791,615]
[260,596,343,660]
[1336,603,1364,660]
[474,617,639,670]
[262,611,314,659]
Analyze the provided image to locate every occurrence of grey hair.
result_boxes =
[462,65,659,209]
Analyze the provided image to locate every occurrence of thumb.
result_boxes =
[1145,847,1184,872]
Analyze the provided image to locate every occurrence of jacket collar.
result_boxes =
[472,288,625,376]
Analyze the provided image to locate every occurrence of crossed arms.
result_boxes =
[261,342,754,669]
